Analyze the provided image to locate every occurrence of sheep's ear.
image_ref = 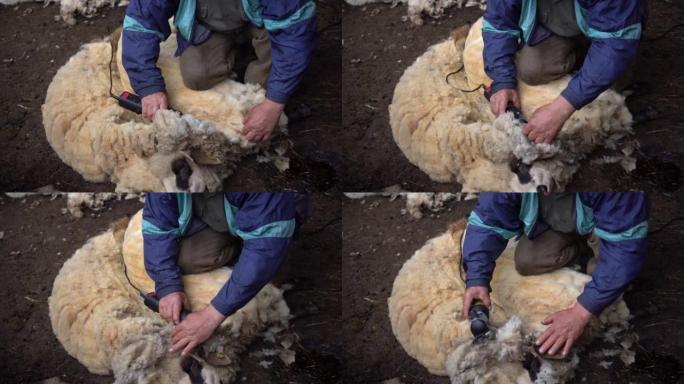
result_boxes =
[110,216,131,243]
[448,218,468,238]
[451,24,471,46]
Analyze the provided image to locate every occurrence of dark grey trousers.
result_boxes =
[514,229,590,276]
[516,35,588,85]
[177,227,243,274]
[179,25,272,91]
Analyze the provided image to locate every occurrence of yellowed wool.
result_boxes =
[388,220,630,382]
[389,18,634,191]
[49,214,290,383]
[42,32,286,192]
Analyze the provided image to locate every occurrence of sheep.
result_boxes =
[344,0,485,26]
[42,30,287,192]
[387,219,631,383]
[59,0,129,26]
[389,19,636,192]
[49,212,291,383]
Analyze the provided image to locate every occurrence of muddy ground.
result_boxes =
[0,1,341,192]
[341,0,684,192]
[0,193,341,383]
[341,193,684,383]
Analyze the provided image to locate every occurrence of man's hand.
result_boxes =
[243,99,285,143]
[462,286,491,319]
[141,91,168,119]
[523,96,576,144]
[159,292,189,325]
[490,88,521,117]
[536,302,592,357]
[170,304,226,356]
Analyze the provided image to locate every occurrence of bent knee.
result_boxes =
[181,68,213,91]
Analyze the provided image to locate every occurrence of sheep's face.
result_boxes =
[155,353,221,384]
[508,159,553,193]
[177,354,221,384]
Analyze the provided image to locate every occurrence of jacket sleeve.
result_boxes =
[142,193,184,298]
[259,0,318,103]
[576,192,649,315]
[560,0,645,109]
[210,193,303,316]
[121,0,176,97]
[463,193,524,288]
[482,0,522,93]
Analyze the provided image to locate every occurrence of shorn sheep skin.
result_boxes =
[42,30,287,192]
[387,219,630,383]
[49,213,290,383]
[389,18,635,192]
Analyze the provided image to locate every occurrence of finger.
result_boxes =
[535,136,545,144]
[171,325,181,338]
[171,336,190,353]
[548,336,567,356]
[462,294,472,319]
[481,293,491,310]
[536,327,553,346]
[543,135,553,145]
[181,340,199,356]
[172,302,180,325]
[562,336,575,356]
[539,333,558,354]
[142,104,150,119]
[160,98,168,110]
[541,314,555,325]
[512,93,521,109]
[522,124,531,135]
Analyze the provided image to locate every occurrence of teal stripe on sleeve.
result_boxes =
[263,1,316,32]
[482,19,521,38]
[236,219,296,240]
[575,194,595,235]
[223,197,239,237]
[468,212,519,240]
[142,219,181,236]
[174,0,196,41]
[518,0,537,42]
[519,193,538,237]
[594,221,648,242]
[574,1,642,40]
[123,15,165,41]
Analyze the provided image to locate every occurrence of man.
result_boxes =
[462,192,648,358]
[483,0,646,144]
[122,0,317,142]
[142,192,308,355]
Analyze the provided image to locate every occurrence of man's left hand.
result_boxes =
[170,304,226,356]
[243,99,285,143]
[536,302,592,357]
[523,96,576,144]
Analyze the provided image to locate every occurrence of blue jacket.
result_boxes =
[122,0,317,103]
[142,192,308,316]
[482,0,646,109]
[463,192,649,315]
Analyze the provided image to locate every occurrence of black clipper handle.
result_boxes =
[117,91,142,114]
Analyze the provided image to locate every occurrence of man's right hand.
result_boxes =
[463,286,492,319]
[159,291,190,325]
[489,88,521,117]
[141,91,168,119]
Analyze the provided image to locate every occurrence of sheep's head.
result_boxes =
[509,158,554,193]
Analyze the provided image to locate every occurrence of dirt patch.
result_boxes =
[341,193,684,383]
[0,193,342,383]
[0,2,341,192]
[341,1,684,193]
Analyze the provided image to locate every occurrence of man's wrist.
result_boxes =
[572,301,593,322]
[553,95,576,117]
[203,304,227,326]
[263,98,285,110]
